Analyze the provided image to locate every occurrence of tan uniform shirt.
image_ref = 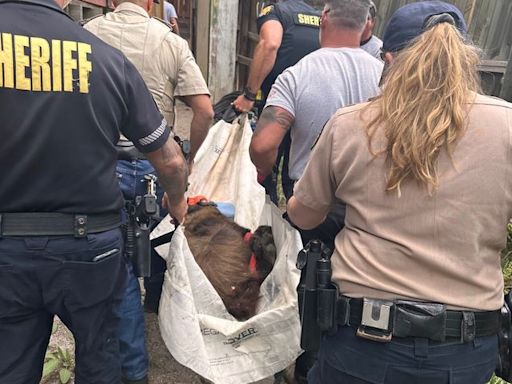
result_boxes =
[294,94,512,311]
[84,3,209,126]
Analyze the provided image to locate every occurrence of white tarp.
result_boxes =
[187,115,265,231]
[157,201,303,384]
[152,115,303,383]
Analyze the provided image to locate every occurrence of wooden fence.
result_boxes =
[237,0,512,100]
[372,0,512,61]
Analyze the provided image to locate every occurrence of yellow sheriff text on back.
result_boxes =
[0,33,92,93]
[297,13,320,27]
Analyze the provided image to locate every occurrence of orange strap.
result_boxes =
[187,195,209,206]
[243,231,258,273]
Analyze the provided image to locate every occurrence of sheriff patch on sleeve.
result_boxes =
[259,5,274,17]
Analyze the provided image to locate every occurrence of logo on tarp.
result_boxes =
[201,328,220,336]
[223,327,258,347]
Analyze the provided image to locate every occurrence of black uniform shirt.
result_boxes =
[256,0,320,100]
[0,0,170,213]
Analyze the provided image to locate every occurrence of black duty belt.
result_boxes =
[0,212,122,238]
[337,296,501,343]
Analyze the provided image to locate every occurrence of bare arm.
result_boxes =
[170,17,180,35]
[287,196,327,230]
[180,94,213,163]
[246,21,283,95]
[145,136,189,222]
[232,20,283,113]
[249,106,294,177]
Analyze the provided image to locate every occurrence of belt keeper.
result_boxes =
[338,297,351,326]
[74,215,88,238]
[461,311,476,342]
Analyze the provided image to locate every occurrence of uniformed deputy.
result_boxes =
[288,2,511,383]
[84,2,212,164]
[83,2,212,383]
[0,0,188,383]
[233,0,321,203]
[233,0,321,114]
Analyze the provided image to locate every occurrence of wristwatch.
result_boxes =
[243,86,257,102]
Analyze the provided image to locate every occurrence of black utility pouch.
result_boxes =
[317,285,338,333]
[316,252,337,334]
[393,300,446,341]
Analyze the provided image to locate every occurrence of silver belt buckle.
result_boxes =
[356,298,393,342]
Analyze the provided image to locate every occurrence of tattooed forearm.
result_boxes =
[249,106,295,177]
[256,106,294,135]
[146,137,188,204]
[160,138,181,162]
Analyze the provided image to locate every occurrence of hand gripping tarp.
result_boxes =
[152,116,303,383]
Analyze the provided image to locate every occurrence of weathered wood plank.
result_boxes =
[479,60,508,74]
[247,31,259,42]
[208,0,240,102]
[196,0,211,82]
[237,54,252,66]
[236,0,251,86]
[235,0,261,90]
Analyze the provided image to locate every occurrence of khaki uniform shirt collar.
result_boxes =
[113,2,150,18]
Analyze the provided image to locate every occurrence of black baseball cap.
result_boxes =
[382,1,467,53]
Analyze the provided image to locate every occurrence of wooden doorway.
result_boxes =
[236,1,265,90]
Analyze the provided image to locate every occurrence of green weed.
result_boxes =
[42,322,74,384]
[491,375,509,384]
[43,347,73,384]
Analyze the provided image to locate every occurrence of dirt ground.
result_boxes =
[42,313,201,384]
[43,311,275,384]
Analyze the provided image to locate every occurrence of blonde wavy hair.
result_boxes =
[366,22,481,194]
